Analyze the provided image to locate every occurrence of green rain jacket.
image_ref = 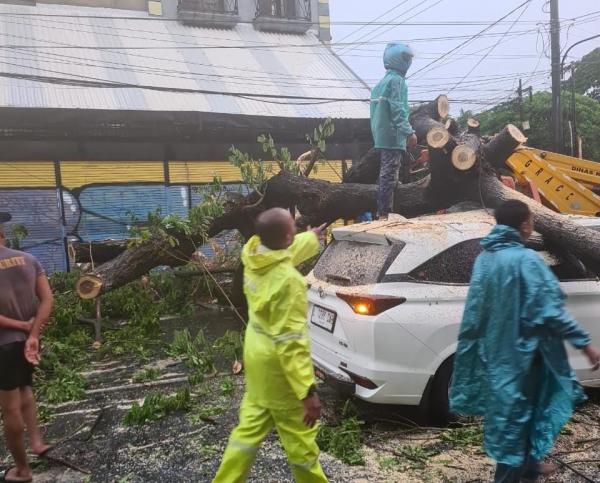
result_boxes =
[241,231,320,409]
[370,70,413,150]
[449,225,590,466]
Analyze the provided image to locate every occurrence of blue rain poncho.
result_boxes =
[449,225,590,467]
[370,43,414,150]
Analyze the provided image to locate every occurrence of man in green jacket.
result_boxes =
[450,200,600,482]
[213,208,327,483]
[370,43,417,220]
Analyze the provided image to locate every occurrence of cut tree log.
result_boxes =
[483,124,527,169]
[410,95,449,145]
[411,95,449,122]
[451,133,482,171]
[467,118,481,135]
[426,126,454,150]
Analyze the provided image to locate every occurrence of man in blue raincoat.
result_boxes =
[450,200,600,482]
[370,43,417,220]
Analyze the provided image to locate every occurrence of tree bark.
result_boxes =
[410,95,449,144]
[342,148,380,184]
[76,234,197,299]
[70,240,129,264]
[445,118,460,137]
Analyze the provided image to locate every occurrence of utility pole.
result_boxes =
[550,0,562,153]
[517,79,524,126]
[516,79,532,131]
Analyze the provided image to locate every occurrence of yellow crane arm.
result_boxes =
[506,147,600,216]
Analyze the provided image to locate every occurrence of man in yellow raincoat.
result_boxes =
[213,208,328,483]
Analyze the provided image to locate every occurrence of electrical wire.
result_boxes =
[339,0,447,56]
[332,0,412,46]
[409,0,533,80]
[448,0,533,93]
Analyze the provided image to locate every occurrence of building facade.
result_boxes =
[0,0,370,272]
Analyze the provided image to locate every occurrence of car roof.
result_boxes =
[332,209,600,275]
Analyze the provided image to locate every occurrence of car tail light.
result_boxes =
[340,368,378,389]
[336,293,406,316]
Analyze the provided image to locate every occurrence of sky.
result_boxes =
[329,0,600,115]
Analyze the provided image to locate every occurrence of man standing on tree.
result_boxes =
[370,42,417,220]
[450,200,600,483]
[213,208,327,483]
[0,219,54,483]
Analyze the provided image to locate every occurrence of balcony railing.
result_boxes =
[254,0,312,33]
[178,0,240,28]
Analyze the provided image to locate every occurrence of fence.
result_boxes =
[0,159,349,273]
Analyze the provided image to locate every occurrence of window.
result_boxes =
[313,240,403,286]
[407,239,483,284]
[256,0,310,20]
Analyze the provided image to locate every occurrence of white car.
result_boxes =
[307,210,600,422]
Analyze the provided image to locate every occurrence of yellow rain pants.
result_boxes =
[212,395,327,483]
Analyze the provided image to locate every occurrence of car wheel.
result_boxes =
[428,355,456,425]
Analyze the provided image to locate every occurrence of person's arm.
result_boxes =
[24,274,53,365]
[270,279,320,426]
[522,255,590,347]
[389,77,414,140]
[521,255,599,369]
[287,229,322,267]
[0,314,31,332]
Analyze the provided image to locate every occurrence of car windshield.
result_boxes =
[313,240,402,286]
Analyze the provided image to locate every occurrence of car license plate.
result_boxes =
[311,305,336,333]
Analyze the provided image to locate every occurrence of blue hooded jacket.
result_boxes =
[370,43,414,150]
[449,225,590,466]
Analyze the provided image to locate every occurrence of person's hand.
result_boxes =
[20,318,34,333]
[24,336,41,365]
[308,223,327,243]
[302,393,321,428]
[407,133,418,149]
[583,345,600,371]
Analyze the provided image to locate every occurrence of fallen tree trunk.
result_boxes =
[343,148,380,184]
[74,95,600,299]
[480,172,600,271]
[70,240,129,264]
[76,234,197,299]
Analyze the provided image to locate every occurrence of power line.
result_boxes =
[2,9,599,25]
[409,0,534,79]
[340,0,447,55]
[449,0,533,93]
[0,68,530,106]
[333,0,412,46]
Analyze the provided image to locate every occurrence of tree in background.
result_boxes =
[571,47,600,102]
[459,91,600,161]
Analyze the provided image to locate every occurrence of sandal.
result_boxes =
[1,467,32,483]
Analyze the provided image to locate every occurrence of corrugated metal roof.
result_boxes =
[0,4,370,119]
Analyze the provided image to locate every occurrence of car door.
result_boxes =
[549,251,600,384]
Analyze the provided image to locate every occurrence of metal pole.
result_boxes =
[550,0,562,153]
[517,78,524,128]
[570,67,578,156]
[53,160,70,273]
